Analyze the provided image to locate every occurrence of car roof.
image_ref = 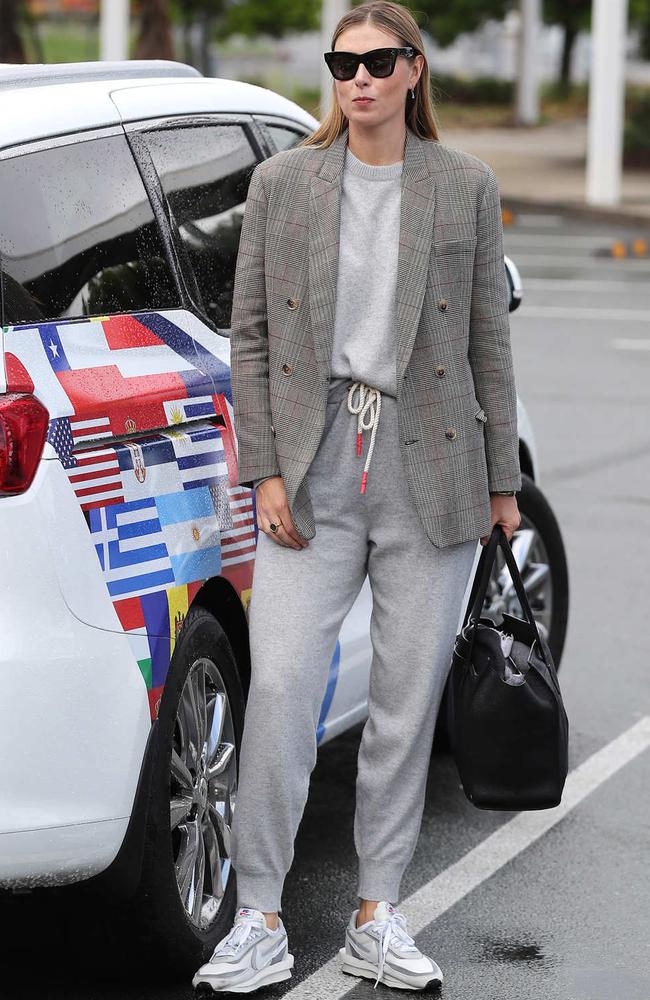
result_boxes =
[0,58,203,89]
[1,64,317,152]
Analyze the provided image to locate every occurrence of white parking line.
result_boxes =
[511,214,565,227]
[612,338,650,351]
[522,278,647,291]
[283,715,650,1000]
[504,233,612,248]
[507,254,650,269]
[519,305,650,321]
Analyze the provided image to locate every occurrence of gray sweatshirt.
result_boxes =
[254,143,403,491]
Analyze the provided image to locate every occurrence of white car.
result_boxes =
[0,60,565,971]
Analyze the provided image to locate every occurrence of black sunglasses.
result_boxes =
[323,46,418,81]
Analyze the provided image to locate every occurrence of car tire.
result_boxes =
[433,472,569,752]
[130,603,246,975]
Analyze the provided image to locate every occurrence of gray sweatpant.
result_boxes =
[230,377,478,912]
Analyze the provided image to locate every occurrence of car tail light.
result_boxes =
[0,394,50,495]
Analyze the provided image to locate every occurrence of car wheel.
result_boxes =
[433,472,569,750]
[132,603,245,974]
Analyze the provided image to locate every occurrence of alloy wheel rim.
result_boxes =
[170,657,237,929]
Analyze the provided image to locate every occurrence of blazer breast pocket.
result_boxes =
[432,235,477,270]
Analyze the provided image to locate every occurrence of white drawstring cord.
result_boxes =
[347,381,382,494]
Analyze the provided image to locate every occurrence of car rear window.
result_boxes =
[0,132,179,326]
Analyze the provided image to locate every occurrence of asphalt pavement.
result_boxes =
[2,207,650,999]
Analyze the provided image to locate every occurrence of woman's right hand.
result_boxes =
[255,476,310,550]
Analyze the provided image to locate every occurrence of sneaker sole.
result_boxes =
[338,947,443,991]
[193,953,294,993]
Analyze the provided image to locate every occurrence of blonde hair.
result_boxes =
[299,0,440,148]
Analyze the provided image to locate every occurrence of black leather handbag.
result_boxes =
[446,524,569,810]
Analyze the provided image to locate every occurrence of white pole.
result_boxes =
[320,0,349,120]
[516,0,541,125]
[99,0,130,62]
[586,0,629,206]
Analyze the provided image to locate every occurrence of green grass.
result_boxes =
[21,21,141,64]
[22,23,96,63]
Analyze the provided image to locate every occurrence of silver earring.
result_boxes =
[410,88,415,99]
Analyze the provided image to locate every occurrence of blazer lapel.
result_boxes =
[307,126,436,389]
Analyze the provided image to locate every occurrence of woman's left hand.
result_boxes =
[480,494,521,546]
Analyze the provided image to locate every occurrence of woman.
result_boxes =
[193,0,522,993]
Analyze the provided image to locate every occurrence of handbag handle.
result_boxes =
[462,524,501,626]
[463,524,544,652]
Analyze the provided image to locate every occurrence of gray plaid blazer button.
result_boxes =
[437,298,448,311]
[445,427,457,439]
[435,365,446,377]
[282,363,293,375]
[286,297,299,309]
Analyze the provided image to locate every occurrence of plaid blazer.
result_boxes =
[230,125,522,548]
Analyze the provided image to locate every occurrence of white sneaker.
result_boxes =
[338,900,443,991]
[192,906,294,994]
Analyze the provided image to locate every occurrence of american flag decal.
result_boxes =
[68,446,125,511]
[220,486,256,567]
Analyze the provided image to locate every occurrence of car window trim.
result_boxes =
[252,114,311,156]
[0,124,125,162]
[126,114,267,337]
[123,128,194,319]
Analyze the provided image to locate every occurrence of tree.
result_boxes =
[215,0,320,39]
[166,0,319,73]
[0,0,25,63]
[544,0,650,87]
[630,0,650,58]
[167,0,228,72]
[135,0,175,60]
[412,0,511,49]
[416,0,650,89]
[543,0,591,88]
